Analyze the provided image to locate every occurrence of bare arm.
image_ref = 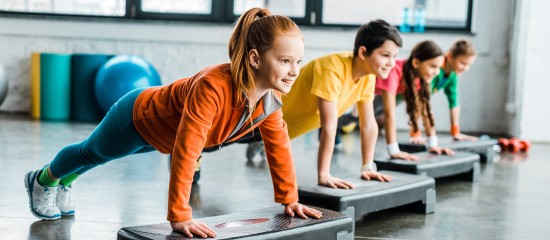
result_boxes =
[317,97,355,189]
[450,107,478,141]
[382,91,419,160]
[422,113,437,138]
[450,106,460,126]
[422,106,454,155]
[357,101,377,167]
[382,90,397,145]
[356,101,392,182]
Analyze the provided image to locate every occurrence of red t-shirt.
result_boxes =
[375,59,420,95]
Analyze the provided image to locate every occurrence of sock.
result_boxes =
[38,166,60,187]
[60,173,80,187]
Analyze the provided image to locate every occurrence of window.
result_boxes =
[424,0,470,28]
[321,0,472,30]
[0,0,474,32]
[230,0,309,25]
[141,0,211,15]
[0,0,125,16]
[233,0,306,18]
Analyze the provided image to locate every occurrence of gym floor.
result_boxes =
[1,113,549,239]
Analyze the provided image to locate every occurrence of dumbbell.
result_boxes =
[498,138,531,152]
[508,138,521,152]
[520,140,531,152]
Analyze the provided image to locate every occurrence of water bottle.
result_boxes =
[399,7,411,33]
[413,6,426,33]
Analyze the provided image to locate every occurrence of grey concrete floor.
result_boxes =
[1,113,549,239]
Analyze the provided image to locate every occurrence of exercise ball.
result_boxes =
[95,55,161,113]
[0,65,7,107]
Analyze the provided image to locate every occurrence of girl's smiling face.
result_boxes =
[252,34,304,94]
[414,55,445,83]
[448,54,476,75]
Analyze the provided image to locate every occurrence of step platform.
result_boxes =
[399,136,498,163]
[298,171,435,231]
[375,151,480,182]
[117,206,353,240]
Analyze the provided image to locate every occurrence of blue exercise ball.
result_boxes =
[0,65,7,107]
[95,55,161,113]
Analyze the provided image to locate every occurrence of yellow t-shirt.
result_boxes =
[282,52,376,139]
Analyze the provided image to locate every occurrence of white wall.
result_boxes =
[510,0,550,142]
[0,0,514,135]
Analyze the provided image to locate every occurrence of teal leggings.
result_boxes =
[49,88,155,178]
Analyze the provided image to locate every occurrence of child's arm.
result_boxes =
[356,101,392,182]
[382,91,419,160]
[421,108,455,156]
[450,107,478,141]
[317,97,355,189]
[258,108,299,203]
[169,79,220,237]
[444,77,477,141]
[258,106,322,219]
[409,118,427,144]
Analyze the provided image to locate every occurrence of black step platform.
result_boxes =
[399,136,498,163]
[117,206,353,240]
[298,171,435,231]
[375,151,480,182]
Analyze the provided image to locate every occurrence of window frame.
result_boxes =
[0,0,475,33]
[133,0,227,22]
[0,0,131,20]
[223,0,314,26]
[313,0,475,32]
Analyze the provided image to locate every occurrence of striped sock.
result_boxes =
[38,166,59,187]
[60,173,80,187]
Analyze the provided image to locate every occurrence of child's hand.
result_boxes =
[318,175,355,189]
[361,171,393,182]
[284,203,323,219]
[428,147,454,155]
[390,151,420,161]
[409,136,426,144]
[453,133,478,142]
[170,220,216,238]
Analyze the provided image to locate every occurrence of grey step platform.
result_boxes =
[298,171,435,232]
[375,151,480,182]
[399,136,498,163]
[117,206,353,240]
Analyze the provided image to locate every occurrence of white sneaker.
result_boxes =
[246,141,266,161]
[56,185,75,216]
[24,170,61,220]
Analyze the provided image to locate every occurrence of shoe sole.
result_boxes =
[61,211,75,216]
[24,171,61,220]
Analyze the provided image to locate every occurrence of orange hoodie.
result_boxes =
[132,63,298,222]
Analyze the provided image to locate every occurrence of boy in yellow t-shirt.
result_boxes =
[247,20,403,189]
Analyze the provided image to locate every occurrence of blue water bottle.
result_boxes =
[399,7,411,33]
[413,6,426,32]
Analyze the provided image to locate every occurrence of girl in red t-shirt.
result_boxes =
[375,40,454,160]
